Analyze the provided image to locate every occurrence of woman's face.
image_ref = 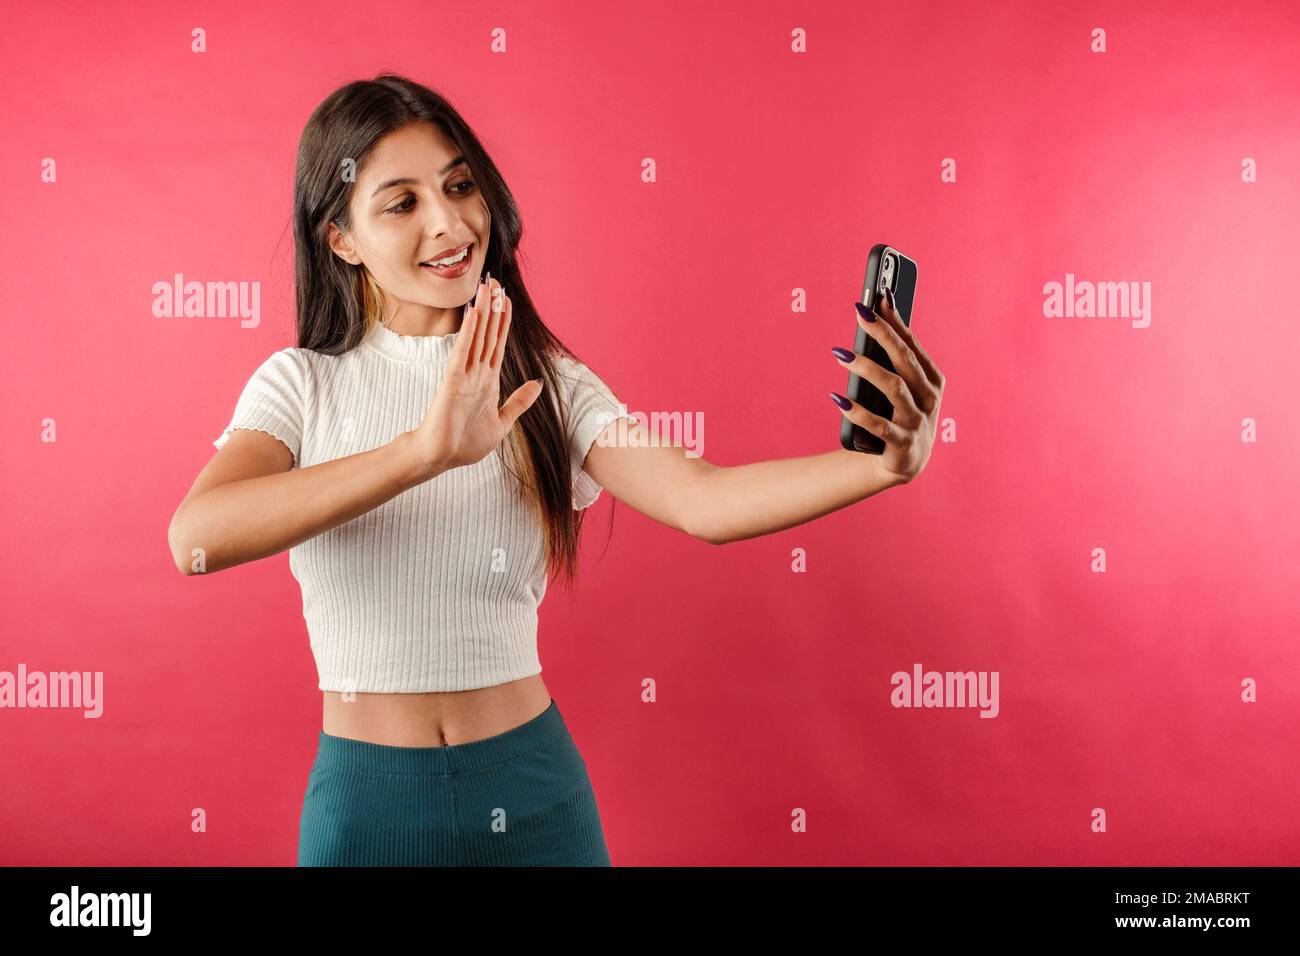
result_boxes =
[328,121,489,334]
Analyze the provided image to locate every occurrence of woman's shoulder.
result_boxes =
[265,344,355,376]
[237,347,315,388]
[236,345,346,397]
[546,349,606,383]
[545,348,580,369]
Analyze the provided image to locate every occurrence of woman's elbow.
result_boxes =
[168,510,197,576]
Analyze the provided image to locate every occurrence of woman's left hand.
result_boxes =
[830,288,946,485]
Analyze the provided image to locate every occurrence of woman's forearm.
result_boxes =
[695,448,906,545]
[169,432,437,575]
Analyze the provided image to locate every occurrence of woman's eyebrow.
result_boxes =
[370,157,468,198]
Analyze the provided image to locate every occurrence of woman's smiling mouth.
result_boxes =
[419,242,474,277]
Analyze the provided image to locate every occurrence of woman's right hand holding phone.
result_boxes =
[831,287,946,485]
[406,276,544,481]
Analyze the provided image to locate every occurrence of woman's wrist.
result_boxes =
[389,431,446,489]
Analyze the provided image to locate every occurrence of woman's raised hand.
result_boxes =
[408,276,544,478]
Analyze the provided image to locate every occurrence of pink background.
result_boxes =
[3,0,1299,865]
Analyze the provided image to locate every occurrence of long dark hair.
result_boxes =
[292,73,614,587]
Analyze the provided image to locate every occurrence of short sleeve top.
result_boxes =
[210,320,635,692]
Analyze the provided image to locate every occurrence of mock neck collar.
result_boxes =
[362,319,460,363]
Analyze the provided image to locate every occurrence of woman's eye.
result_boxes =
[383,182,475,215]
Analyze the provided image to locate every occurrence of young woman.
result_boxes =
[167,75,945,867]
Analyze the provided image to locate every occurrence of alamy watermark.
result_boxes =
[593,405,705,459]
[0,664,103,718]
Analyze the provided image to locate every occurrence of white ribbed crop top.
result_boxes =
[211,319,634,693]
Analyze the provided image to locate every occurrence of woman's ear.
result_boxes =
[326,221,362,265]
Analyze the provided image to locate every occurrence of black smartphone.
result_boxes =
[840,244,919,454]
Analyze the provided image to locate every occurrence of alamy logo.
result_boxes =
[1043,273,1151,328]
[152,273,261,328]
[0,664,103,718]
[890,662,1000,718]
[595,404,705,458]
[49,885,150,936]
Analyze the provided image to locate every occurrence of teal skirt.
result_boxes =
[297,698,611,866]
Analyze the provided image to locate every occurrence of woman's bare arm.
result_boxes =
[167,429,435,576]
[582,291,945,545]
[582,424,904,545]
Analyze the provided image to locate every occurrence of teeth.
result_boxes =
[424,245,469,267]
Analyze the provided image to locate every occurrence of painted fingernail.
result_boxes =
[885,287,896,311]
[829,392,851,410]
[830,346,854,362]
[854,301,877,322]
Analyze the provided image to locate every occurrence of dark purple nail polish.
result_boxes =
[854,301,877,322]
[830,346,854,362]
[829,392,851,410]
[885,287,896,311]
